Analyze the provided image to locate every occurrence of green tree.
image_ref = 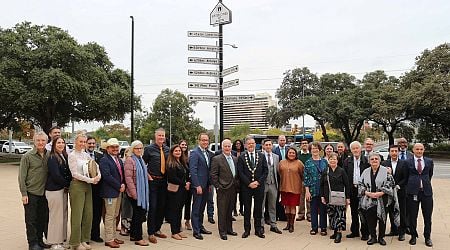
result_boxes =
[93,124,131,141]
[137,89,205,146]
[0,22,139,133]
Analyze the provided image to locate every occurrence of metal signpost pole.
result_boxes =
[219,23,224,143]
[130,16,135,142]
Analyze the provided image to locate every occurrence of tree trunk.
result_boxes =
[319,121,329,142]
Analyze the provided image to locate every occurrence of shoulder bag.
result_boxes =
[327,168,346,206]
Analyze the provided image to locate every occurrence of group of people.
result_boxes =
[18,126,435,250]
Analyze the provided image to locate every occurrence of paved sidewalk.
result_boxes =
[1,162,448,250]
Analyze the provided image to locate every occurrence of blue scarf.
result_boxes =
[132,155,149,210]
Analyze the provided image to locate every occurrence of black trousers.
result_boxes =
[217,187,236,235]
[242,185,264,233]
[183,189,192,220]
[388,190,406,235]
[24,193,48,245]
[364,206,386,239]
[147,179,167,235]
[407,191,433,239]
[349,186,369,236]
[129,198,147,241]
[167,187,185,234]
[90,184,103,240]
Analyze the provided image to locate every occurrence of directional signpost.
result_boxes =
[188,69,219,77]
[224,95,255,102]
[222,65,238,76]
[223,79,239,89]
[188,57,220,65]
[188,82,219,89]
[188,95,219,102]
[210,1,232,26]
[188,44,220,52]
[187,31,220,38]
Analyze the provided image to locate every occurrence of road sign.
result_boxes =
[188,57,220,65]
[210,2,232,26]
[222,65,238,76]
[223,79,239,89]
[224,95,255,102]
[188,82,219,89]
[188,44,220,52]
[188,95,219,102]
[188,69,219,77]
[187,31,220,38]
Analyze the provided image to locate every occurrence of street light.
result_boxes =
[169,101,172,148]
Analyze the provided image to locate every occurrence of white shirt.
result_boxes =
[353,156,360,185]
[391,159,398,175]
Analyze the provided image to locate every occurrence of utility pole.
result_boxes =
[130,16,135,142]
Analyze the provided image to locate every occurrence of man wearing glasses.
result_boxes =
[363,138,384,161]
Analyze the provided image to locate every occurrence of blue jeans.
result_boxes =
[310,196,327,231]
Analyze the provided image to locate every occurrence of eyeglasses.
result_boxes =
[87,142,96,145]
[369,158,379,161]
[134,147,143,150]
[301,142,308,144]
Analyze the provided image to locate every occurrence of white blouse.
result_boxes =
[68,149,101,183]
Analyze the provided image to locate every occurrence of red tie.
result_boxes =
[417,159,422,174]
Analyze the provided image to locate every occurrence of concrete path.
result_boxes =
[1,162,448,250]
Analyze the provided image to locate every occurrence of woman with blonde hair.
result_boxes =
[68,133,101,250]
[124,140,149,246]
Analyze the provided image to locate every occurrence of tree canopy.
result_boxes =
[0,22,138,133]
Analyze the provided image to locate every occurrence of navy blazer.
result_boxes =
[99,154,124,198]
[405,157,434,196]
[272,145,287,161]
[189,146,214,189]
[381,159,408,189]
[237,151,268,187]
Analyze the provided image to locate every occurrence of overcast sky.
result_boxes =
[2,0,449,132]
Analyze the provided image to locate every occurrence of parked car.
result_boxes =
[375,146,389,160]
[2,141,33,154]
[0,140,8,149]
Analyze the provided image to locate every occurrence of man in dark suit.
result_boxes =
[210,139,239,240]
[337,141,349,168]
[189,133,214,240]
[343,141,370,240]
[363,138,384,161]
[86,136,105,243]
[397,137,413,160]
[381,144,408,241]
[99,138,126,248]
[237,136,268,239]
[405,143,434,247]
[143,128,169,244]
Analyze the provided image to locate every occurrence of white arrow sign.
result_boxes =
[187,31,220,38]
[223,79,239,89]
[188,82,219,89]
[210,2,232,26]
[188,95,219,102]
[188,44,220,52]
[188,57,220,65]
[222,65,239,76]
[224,95,255,102]
[188,69,219,77]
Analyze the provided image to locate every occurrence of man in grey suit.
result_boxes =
[210,139,239,240]
[261,139,282,234]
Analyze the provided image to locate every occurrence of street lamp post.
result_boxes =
[169,101,172,148]
[130,16,135,142]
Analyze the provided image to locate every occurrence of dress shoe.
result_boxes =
[378,237,386,245]
[220,234,228,240]
[171,234,182,240]
[409,237,416,245]
[148,235,157,244]
[29,244,43,250]
[270,227,282,234]
[90,237,104,243]
[227,231,238,236]
[104,241,120,248]
[296,216,305,221]
[134,240,149,246]
[334,232,342,243]
[113,239,124,244]
[398,234,405,241]
[255,232,265,238]
[154,231,167,238]
[242,231,250,238]
[425,238,433,247]
[200,228,212,234]
[346,233,359,238]
[208,217,216,224]
[38,242,51,249]
[193,233,203,240]
[361,235,369,241]
[367,238,377,245]
[231,217,236,221]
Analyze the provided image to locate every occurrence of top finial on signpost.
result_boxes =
[210,1,232,26]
